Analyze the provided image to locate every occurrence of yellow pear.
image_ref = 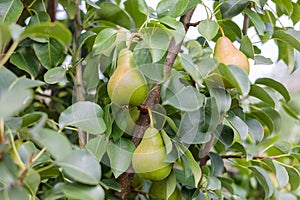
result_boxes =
[149,180,182,200]
[107,48,148,106]
[132,127,172,181]
[213,36,250,74]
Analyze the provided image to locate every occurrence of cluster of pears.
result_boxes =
[132,127,172,181]
[213,32,250,74]
[107,48,148,107]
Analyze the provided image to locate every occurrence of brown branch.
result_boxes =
[187,21,201,27]
[47,0,58,22]
[242,3,252,35]
[116,8,197,200]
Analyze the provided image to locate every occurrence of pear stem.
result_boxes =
[219,25,225,37]
[127,33,141,50]
[147,108,154,128]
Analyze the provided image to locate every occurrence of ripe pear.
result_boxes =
[213,36,250,74]
[149,180,182,200]
[107,48,148,106]
[132,127,172,181]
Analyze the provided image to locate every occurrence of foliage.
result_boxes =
[0,0,300,199]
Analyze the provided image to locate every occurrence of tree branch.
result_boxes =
[116,8,196,199]
[47,0,58,22]
[242,3,252,35]
[74,0,86,148]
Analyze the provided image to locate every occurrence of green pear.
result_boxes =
[149,180,182,200]
[132,127,172,181]
[214,36,250,74]
[107,48,148,106]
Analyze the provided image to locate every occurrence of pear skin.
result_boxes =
[107,49,148,106]
[214,36,250,74]
[132,127,172,181]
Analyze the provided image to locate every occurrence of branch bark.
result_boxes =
[47,0,58,22]
[74,0,86,147]
[242,3,252,35]
[116,8,196,199]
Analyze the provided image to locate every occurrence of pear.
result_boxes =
[107,48,148,107]
[149,180,182,200]
[213,36,250,74]
[132,127,172,181]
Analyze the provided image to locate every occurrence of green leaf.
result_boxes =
[220,0,249,18]
[138,63,164,82]
[0,186,30,200]
[141,27,171,62]
[206,176,221,190]
[272,29,300,52]
[199,97,220,133]
[250,166,273,199]
[254,55,273,65]
[21,22,72,46]
[86,134,109,161]
[59,101,106,134]
[18,141,51,166]
[56,149,101,185]
[30,128,72,160]
[0,67,16,94]
[107,138,135,178]
[291,2,300,24]
[249,84,276,108]
[273,0,293,17]
[245,9,267,35]
[255,77,291,102]
[209,87,231,114]
[56,183,105,200]
[183,147,202,187]
[0,23,11,49]
[23,168,41,195]
[209,152,224,176]
[161,70,204,112]
[245,118,263,143]
[218,64,251,96]
[10,51,40,78]
[166,172,177,199]
[161,129,172,154]
[0,87,33,119]
[77,31,97,50]
[226,115,248,140]
[28,11,50,25]
[273,161,289,189]
[33,39,64,69]
[157,16,185,45]
[277,38,295,69]
[124,0,148,28]
[95,2,133,30]
[249,106,275,133]
[44,67,68,84]
[240,35,254,59]
[0,0,23,24]
[178,110,211,144]
[197,20,219,41]
[281,101,300,120]
[92,28,117,56]
[10,77,44,91]
[156,0,188,18]
[285,166,300,191]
